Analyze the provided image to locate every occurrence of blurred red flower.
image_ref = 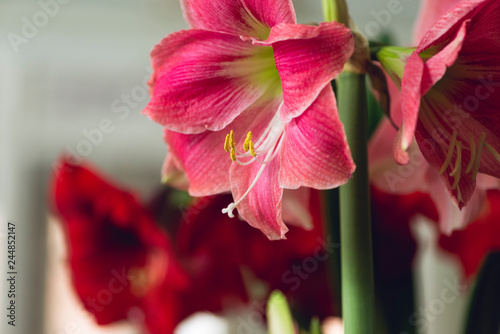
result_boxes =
[371,184,500,281]
[51,160,336,333]
[175,189,336,320]
[371,186,438,280]
[51,160,188,333]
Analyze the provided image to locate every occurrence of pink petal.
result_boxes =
[229,155,288,240]
[413,0,462,43]
[397,0,491,162]
[397,21,467,163]
[426,124,471,206]
[420,20,468,94]
[414,0,500,203]
[181,0,296,39]
[417,0,486,52]
[414,114,475,208]
[255,22,354,122]
[369,120,429,194]
[144,29,275,134]
[425,82,500,181]
[440,0,500,179]
[165,94,282,197]
[279,86,355,189]
[164,129,232,196]
[458,0,500,58]
[395,52,424,163]
[413,86,500,207]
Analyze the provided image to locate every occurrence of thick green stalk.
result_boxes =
[322,0,349,25]
[337,71,375,334]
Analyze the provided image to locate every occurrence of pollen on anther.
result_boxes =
[243,131,253,152]
[249,141,256,157]
[230,147,237,161]
[229,130,235,148]
[224,134,230,152]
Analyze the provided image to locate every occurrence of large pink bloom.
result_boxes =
[144,0,355,239]
[391,0,500,208]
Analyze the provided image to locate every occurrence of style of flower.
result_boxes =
[51,160,188,333]
[379,0,500,209]
[144,0,356,239]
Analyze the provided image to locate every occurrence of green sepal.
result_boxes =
[376,46,416,89]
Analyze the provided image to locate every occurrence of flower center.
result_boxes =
[221,117,285,218]
[440,130,500,203]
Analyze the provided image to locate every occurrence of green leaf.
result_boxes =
[267,290,295,334]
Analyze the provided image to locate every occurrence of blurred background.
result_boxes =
[0,0,469,333]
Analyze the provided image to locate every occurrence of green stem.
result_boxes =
[463,251,500,334]
[337,71,375,334]
[322,0,349,25]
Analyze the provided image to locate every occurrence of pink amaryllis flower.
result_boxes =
[379,0,500,209]
[143,0,355,239]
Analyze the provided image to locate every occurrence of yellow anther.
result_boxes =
[472,132,486,182]
[485,142,500,163]
[466,134,476,174]
[229,130,235,149]
[440,131,458,174]
[243,131,253,152]
[450,141,462,190]
[249,141,256,157]
[224,133,230,152]
[230,147,237,161]
[224,130,237,161]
